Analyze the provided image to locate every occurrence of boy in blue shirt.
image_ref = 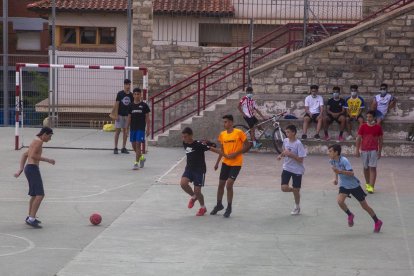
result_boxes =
[328,144,383,233]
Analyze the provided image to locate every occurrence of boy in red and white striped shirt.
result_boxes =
[238,87,266,148]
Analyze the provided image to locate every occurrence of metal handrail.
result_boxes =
[150,0,414,139]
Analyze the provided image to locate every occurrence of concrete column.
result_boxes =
[363,0,397,18]
[132,0,153,93]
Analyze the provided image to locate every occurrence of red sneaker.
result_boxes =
[196,207,207,216]
[188,197,197,209]
[374,219,383,233]
[348,214,354,227]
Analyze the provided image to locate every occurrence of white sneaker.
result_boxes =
[291,206,300,215]
[346,135,354,141]
[133,162,139,170]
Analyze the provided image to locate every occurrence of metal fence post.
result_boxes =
[127,0,132,80]
[3,0,9,126]
[247,18,254,88]
[303,0,309,47]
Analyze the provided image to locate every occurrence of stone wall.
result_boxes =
[251,4,414,96]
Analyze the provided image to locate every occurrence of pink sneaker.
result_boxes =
[188,197,197,209]
[324,134,330,141]
[374,220,383,233]
[196,207,207,216]
[348,214,354,227]
[338,136,344,142]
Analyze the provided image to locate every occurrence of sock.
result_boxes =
[217,200,222,206]
[295,204,300,208]
[339,131,344,136]
[372,215,379,223]
[345,209,352,216]
[28,216,35,222]
[324,130,328,136]
[227,202,232,210]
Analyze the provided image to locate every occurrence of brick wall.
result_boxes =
[251,5,414,96]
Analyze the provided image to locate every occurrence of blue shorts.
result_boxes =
[375,110,385,120]
[130,130,145,143]
[24,164,45,196]
[182,168,205,187]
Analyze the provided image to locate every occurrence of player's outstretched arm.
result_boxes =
[14,150,29,178]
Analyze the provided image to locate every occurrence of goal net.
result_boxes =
[15,63,148,150]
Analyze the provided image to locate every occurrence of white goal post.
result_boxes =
[15,63,148,150]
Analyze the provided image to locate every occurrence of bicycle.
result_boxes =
[234,112,287,153]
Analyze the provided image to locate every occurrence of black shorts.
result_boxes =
[281,170,302,188]
[219,163,241,181]
[182,168,205,187]
[304,113,320,123]
[327,113,345,124]
[346,114,364,122]
[339,186,367,202]
[243,116,259,128]
[24,164,45,196]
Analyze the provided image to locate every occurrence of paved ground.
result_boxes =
[1,127,414,276]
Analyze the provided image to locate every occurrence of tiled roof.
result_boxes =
[27,0,128,12]
[153,0,235,16]
[27,0,235,16]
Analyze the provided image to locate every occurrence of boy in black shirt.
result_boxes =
[181,127,224,216]
[324,86,346,142]
[127,88,150,170]
[114,79,133,154]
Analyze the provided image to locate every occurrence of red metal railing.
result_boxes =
[150,0,414,139]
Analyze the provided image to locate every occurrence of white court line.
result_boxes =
[391,172,414,275]
[0,233,35,257]
[156,155,186,183]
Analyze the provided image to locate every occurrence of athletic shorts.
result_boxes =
[115,116,128,129]
[304,113,320,123]
[220,163,241,181]
[339,186,366,202]
[375,110,385,120]
[361,150,378,168]
[182,168,205,187]
[24,164,45,196]
[243,116,259,128]
[346,114,364,122]
[130,130,145,143]
[327,113,345,124]
[281,170,302,188]
[361,150,378,169]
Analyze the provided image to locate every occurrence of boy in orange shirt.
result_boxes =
[211,114,251,218]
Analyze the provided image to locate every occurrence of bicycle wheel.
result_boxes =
[272,127,287,154]
[234,124,251,140]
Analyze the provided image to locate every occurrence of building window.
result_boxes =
[57,26,116,48]
[17,31,41,51]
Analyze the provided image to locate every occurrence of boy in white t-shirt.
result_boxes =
[302,85,324,140]
[370,83,397,125]
[277,125,307,215]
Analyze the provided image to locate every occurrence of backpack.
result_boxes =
[407,125,414,142]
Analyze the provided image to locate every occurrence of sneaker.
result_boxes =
[324,134,330,141]
[314,134,321,140]
[348,214,354,227]
[366,184,374,194]
[301,134,307,140]
[338,136,344,142]
[196,207,207,216]
[223,208,232,218]
[210,204,224,215]
[346,135,354,141]
[374,219,383,233]
[25,218,42,228]
[291,206,300,215]
[253,142,262,149]
[26,216,41,224]
[133,162,139,170]
[188,197,197,209]
[139,156,146,168]
[121,148,129,154]
[113,148,118,154]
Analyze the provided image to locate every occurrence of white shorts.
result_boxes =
[361,150,378,168]
[115,116,128,129]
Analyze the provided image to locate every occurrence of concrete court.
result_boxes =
[0,127,413,276]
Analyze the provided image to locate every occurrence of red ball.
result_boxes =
[90,213,102,225]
